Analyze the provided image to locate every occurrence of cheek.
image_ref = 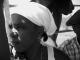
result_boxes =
[18,31,37,48]
[19,31,35,40]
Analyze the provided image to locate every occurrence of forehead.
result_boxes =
[11,14,34,25]
[11,14,26,24]
[11,13,43,29]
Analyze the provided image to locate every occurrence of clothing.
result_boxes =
[66,9,80,45]
[10,1,57,46]
[10,2,57,36]
[59,37,80,60]
[9,1,70,60]
[10,2,57,60]
[11,45,70,60]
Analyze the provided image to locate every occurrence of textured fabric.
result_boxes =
[59,37,80,60]
[41,45,48,60]
[54,47,70,60]
[11,46,70,60]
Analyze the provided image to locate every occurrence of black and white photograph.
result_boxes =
[0,0,80,60]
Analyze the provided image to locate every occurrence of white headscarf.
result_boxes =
[10,2,57,60]
[10,2,57,36]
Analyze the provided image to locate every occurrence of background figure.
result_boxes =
[31,0,74,44]
[0,0,10,60]
[67,10,80,45]
[59,37,80,60]
[60,10,80,60]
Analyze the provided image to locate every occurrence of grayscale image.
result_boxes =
[0,0,80,60]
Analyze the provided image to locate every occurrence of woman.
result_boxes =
[7,2,70,60]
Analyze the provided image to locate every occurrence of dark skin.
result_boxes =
[8,14,71,60]
[9,14,44,52]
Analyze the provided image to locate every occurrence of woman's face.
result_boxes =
[9,14,43,52]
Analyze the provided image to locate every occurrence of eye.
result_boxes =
[14,24,26,30]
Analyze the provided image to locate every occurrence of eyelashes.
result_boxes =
[14,24,26,30]
[8,23,26,30]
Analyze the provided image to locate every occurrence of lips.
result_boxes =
[11,38,20,46]
[11,38,26,52]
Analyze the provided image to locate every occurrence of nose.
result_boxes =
[10,28,18,38]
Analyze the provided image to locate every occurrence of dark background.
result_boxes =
[0,0,10,60]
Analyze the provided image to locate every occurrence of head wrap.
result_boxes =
[10,2,57,47]
[10,2,57,60]
[10,2,57,36]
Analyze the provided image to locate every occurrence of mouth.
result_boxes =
[11,38,20,46]
[11,38,26,52]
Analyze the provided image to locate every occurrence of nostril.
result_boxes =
[10,32,18,38]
